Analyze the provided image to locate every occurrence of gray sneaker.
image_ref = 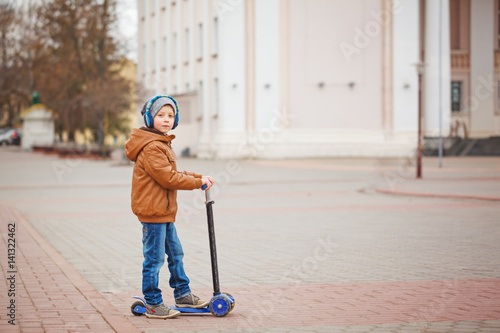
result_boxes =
[145,303,181,319]
[175,294,209,309]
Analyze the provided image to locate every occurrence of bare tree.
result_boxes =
[1,0,134,144]
[0,1,32,127]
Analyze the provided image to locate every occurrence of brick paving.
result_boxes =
[0,147,499,332]
[110,279,500,332]
[0,204,140,333]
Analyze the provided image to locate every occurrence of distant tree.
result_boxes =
[0,0,133,144]
[33,0,133,143]
[0,1,31,127]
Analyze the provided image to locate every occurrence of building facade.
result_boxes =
[137,0,500,159]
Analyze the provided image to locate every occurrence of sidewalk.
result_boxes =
[0,204,140,333]
[0,147,499,332]
[372,157,500,201]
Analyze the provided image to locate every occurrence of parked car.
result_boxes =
[11,128,21,145]
[0,128,22,146]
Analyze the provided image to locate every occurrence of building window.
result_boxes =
[212,17,218,56]
[213,78,219,116]
[198,81,204,118]
[451,81,462,112]
[198,23,203,59]
[152,40,157,71]
[185,28,190,63]
[173,32,178,67]
[450,0,471,51]
[143,43,147,73]
[450,0,459,50]
[163,37,167,69]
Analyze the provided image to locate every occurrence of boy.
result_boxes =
[125,95,214,319]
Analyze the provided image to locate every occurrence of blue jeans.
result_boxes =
[141,222,191,305]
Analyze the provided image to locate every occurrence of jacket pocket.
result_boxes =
[166,189,170,212]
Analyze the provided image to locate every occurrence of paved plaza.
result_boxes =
[0,147,499,332]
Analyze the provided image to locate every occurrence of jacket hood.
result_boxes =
[125,127,175,162]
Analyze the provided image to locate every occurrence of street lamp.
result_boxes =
[415,62,426,179]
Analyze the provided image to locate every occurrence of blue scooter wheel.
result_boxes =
[131,301,145,316]
[209,294,231,317]
[221,292,235,312]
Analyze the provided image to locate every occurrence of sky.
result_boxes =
[115,0,138,62]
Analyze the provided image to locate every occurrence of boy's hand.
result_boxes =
[201,176,214,190]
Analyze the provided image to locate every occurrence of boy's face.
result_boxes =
[153,105,175,134]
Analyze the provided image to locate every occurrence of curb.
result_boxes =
[11,207,142,333]
[376,188,500,202]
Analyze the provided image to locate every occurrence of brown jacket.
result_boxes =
[125,127,203,223]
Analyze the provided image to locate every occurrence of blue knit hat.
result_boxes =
[140,96,177,120]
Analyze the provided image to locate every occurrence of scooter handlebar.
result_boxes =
[202,185,213,203]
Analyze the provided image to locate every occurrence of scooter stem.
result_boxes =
[205,189,220,296]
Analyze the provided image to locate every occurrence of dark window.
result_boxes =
[451,81,462,112]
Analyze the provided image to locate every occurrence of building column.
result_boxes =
[197,0,213,158]
[188,0,195,91]
[245,0,256,139]
[175,0,182,94]
[470,0,495,137]
[424,0,451,136]
[392,0,419,138]
[382,0,393,135]
[279,0,290,130]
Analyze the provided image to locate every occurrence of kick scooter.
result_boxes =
[131,186,235,317]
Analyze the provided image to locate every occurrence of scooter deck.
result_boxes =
[131,297,211,315]
[132,294,234,317]
[131,305,210,315]
[169,306,210,314]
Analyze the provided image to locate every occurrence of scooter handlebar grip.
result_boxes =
[202,184,207,190]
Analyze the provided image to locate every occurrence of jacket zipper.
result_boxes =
[166,189,170,212]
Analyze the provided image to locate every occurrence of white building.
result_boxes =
[137,0,500,159]
[20,104,56,150]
